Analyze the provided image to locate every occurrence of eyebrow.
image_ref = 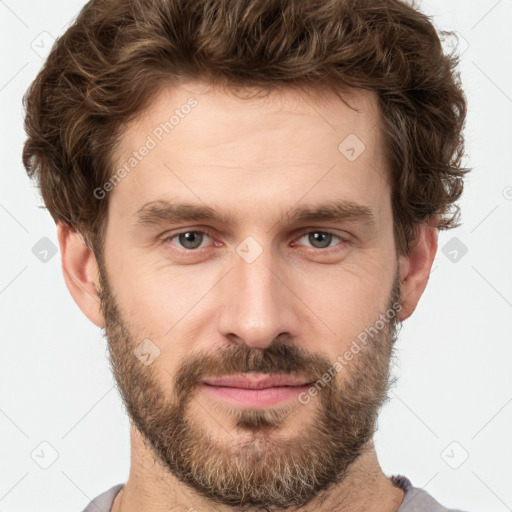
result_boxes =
[133,199,376,230]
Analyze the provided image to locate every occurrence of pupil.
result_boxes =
[180,232,202,249]
[310,232,331,248]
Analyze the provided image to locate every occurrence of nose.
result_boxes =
[216,245,299,350]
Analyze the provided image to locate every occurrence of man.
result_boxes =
[22,0,470,511]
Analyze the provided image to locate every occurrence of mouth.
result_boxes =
[200,373,313,408]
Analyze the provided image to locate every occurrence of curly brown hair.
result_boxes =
[22,0,469,258]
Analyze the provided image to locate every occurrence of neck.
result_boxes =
[112,426,405,512]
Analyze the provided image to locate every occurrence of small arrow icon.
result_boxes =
[32,237,58,263]
[134,339,160,365]
[31,31,56,59]
[442,236,468,263]
[236,236,263,263]
[31,441,59,469]
[440,440,469,469]
[338,134,365,161]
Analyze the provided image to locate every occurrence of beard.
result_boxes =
[96,254,402,511]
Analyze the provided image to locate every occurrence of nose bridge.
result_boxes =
[216,240,296,349]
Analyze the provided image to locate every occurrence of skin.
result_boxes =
[57,80,438,511]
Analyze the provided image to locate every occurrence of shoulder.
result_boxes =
[81,484,124,512]
[392,475,469,512]
[83,478,471,512]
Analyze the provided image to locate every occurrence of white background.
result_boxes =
[0,1,511,511]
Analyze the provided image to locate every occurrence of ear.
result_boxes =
[397,220,438,322]
[56,221,104,328]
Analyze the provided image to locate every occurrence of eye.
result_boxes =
[165,230,213,250]
[161,229,349,257]
[293,230,348,251]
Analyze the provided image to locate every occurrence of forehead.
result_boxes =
[108,80,389,224]
[127,80,383,150]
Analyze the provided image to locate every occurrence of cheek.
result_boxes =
[302,261,395,350]
[110,256,221,348]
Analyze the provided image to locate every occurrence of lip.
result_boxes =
[202,373,311,389]
[200,373,312,408]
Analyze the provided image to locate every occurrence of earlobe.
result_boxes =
[57,221,105,328]
[397,222,439,322]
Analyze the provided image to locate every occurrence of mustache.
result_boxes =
[172,339,334,403]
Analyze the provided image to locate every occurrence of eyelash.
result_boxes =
[160,228,350,257]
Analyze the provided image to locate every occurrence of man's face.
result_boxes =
[96,81,402,510]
